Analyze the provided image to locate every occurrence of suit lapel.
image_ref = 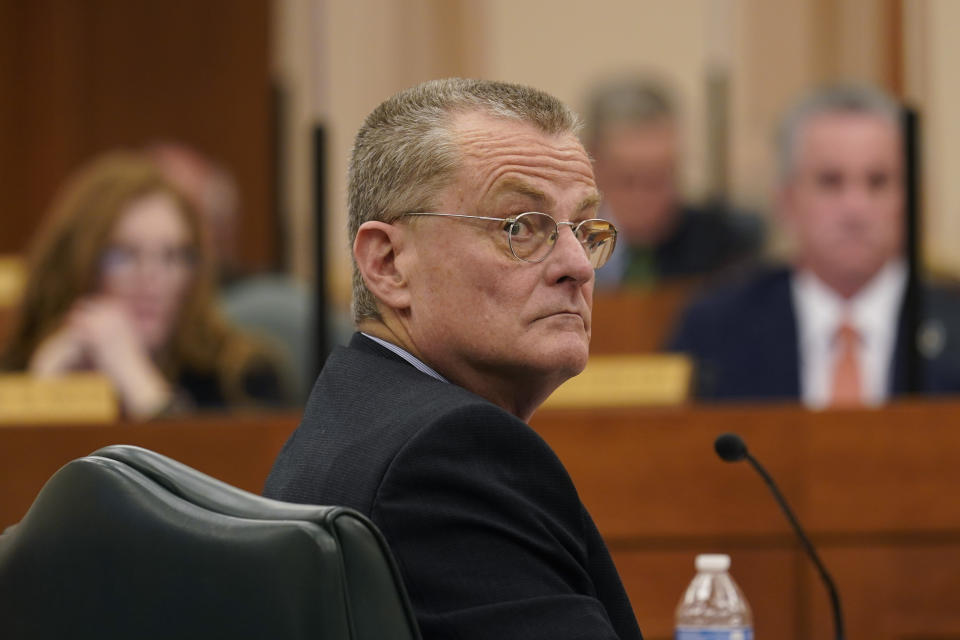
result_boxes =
[773,272,802,397]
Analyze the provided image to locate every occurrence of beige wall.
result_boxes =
[274,0,485,304]
[274,0,959,310]
[907,0,960,275]
[482,0,713,200]
[279,0,725,307]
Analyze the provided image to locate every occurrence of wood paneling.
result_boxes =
[3,401,960,639]
[529,402,960,640]
[810,546,960,640]
[0,412,299,527]
[591,284,699,354]
[0,0,275,269]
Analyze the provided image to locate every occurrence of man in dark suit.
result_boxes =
[669,84,960,405]
[264,79,641,640]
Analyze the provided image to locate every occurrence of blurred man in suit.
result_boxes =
[584,76,761,289]
[264,79,641,640]
[669,84,960,406]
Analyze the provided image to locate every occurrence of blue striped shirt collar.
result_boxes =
[360,333,449,384]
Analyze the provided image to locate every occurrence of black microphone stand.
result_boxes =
[742,451,845,640]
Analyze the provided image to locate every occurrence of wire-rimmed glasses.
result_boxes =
[402,212,617,269]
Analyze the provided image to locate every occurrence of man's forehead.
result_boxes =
[451,112,590,166]
[450,110,583,152]
[485,176,601,210]
[799,113,901,152]
[490,176,550,201]
[792,113,901,169]
[441,110,598,210]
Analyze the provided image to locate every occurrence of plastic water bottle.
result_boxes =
[675,553,753,640]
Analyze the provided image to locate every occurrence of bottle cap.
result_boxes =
[695,554,731,572]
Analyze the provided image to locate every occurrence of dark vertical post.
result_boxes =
[313,124,330,378]
[705,68,730,202]
[902,107,922,394]
[271,83,287,273]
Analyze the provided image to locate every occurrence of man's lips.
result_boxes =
[535,309,588,323]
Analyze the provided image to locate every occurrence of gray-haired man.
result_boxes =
[670,83,960,405]
[266,78,642,639]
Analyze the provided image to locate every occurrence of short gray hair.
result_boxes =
[348,78,582,323]
[776,84,901,180]
[582,76,676,149]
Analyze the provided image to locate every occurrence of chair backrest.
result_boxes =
[0,444,421,640]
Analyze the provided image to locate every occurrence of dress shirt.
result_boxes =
[360,332,448,383]
[791,259,907,408]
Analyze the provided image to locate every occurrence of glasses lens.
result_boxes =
[507,212,556,262]
[575,220,618,268]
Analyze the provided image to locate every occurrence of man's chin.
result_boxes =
[516,323,590,377]
[825,259,888,289]
[547,342,590,378]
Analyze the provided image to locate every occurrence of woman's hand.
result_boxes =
[29,325,88,377]
[53,298,174,419]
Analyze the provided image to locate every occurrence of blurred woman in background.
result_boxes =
[0,152,292,418]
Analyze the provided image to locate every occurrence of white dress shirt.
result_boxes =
[791,259,907,408]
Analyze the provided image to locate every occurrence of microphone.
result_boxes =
[714,433,845,640]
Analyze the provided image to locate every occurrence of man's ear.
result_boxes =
[353,221,412,311]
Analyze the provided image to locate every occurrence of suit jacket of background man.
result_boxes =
[264,333,643,640]
[594,204,764,288]
[667,266,960,401]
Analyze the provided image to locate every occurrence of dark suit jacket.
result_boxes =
[264,334,642,640]
[667,266,960,401]
[652,206,763,280]
[596,205,763,288]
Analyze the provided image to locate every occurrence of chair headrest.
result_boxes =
[0,446,420,640]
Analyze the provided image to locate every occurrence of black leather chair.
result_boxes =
[0,445,421,640]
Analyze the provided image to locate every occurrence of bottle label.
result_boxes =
[675,627,753,640]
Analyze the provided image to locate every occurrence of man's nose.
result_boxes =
[839,181,878,213]
[547,224,594,283]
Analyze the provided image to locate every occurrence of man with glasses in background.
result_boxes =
[265,79,642,640]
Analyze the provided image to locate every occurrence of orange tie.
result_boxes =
[830,321,863,407]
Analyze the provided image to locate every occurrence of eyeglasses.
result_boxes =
[100,245,197,280]
[402,212,618,268]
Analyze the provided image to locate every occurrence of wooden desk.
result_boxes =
[530,401,960,640]
[3,403,960,640]
[591,282,699,354]
[0,412,301,528]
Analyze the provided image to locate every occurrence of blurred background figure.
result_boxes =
[0,152,294,418]
[583,75,763,289]
[147,142,244,286]
[669,84,960,406]
[147,142,315,401]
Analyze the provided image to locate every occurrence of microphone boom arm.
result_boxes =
[744,452,845,640]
